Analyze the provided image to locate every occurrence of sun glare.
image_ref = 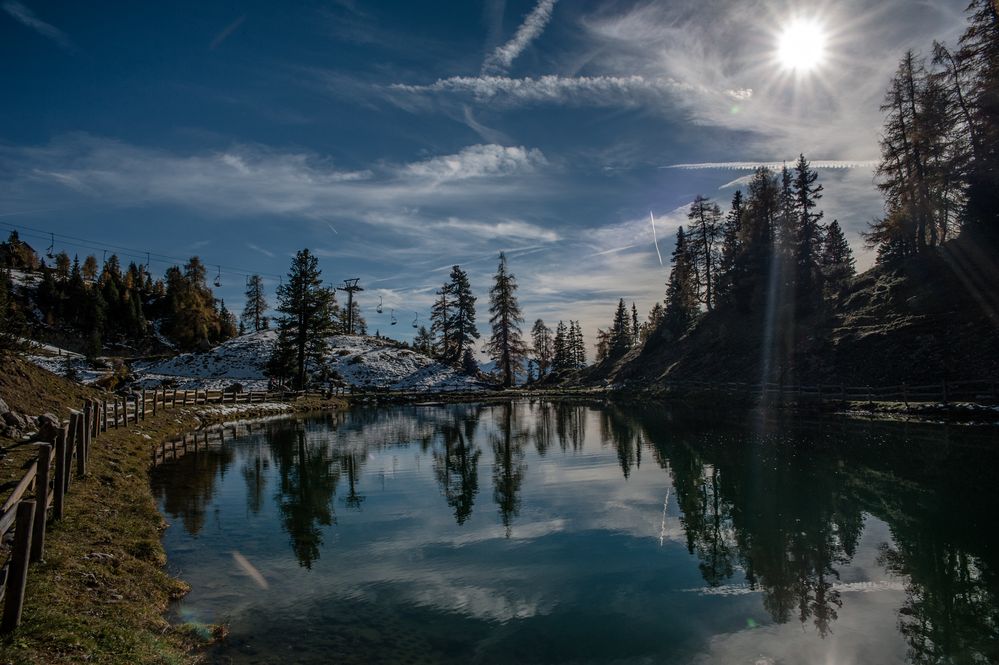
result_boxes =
[777,19,827,72]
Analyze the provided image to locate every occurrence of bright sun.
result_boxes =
[777,19,827,72]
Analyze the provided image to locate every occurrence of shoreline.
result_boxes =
[0,391,345,665]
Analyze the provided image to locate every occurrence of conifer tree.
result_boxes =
[414,325,433,355]
[570,320,586,367]
[82,255,98,282]
[609,299,631,356]
[687,195,724,310]
[448,265,479,363]
[484,252,526,387]
[664,227,699,338]
[0,267,27,354]
[242,275,270,332]
[268,249,336,389]
[595,328,609,362]
[430,283,453,359]
[642,302,665,343]
[461,348,479,376]
[531,318,553,376]
[552,320,568,372]
[955,0,999,232]
[717,190,745,302]
[820,220,856,297]
[793,154,826,301]
[630,303,640,346]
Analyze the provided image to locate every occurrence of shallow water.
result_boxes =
[152,401,999,664]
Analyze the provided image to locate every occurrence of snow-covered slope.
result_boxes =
[133,331,489,392]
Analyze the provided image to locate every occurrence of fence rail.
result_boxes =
[0,385,343,634]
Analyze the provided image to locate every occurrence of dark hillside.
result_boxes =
[585,233,999,388]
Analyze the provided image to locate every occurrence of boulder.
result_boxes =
[2,426,20,440]
[2,411,28,429]
[36,413,60,441]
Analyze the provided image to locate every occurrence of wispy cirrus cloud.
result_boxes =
[0,134,557,248]
[666,160,879,171]
[2,0,73,50]
[403,144,546,181]
[389,74,692,108]
[482,0,558,75]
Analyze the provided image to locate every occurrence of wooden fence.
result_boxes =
[661,378,999,405]
[0,385,347,634]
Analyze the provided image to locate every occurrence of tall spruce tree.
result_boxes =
[793,154,826,303]
[552,320,568,372]
[820,220,856,297]
[664,227,699,338]
[448,265,479,364]
[717,190,745,303]
[570,320,586,367]
[269,249,336,389]
[531,319,553,376]
[687,195,724,310]
[630,303,641,346]
[642,301,665,343]
[485,252,526,387]
[609,299,631,357]
[242,275,269,332]
[956,0,999,232]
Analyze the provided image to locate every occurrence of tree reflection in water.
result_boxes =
[154,402,999,661]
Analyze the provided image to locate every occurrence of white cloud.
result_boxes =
[403,144,546,181]
[667,160,879,171]
[430,217,559,242]
[388,74,692,108]
[482,0,558,75]
[2,1,72,50]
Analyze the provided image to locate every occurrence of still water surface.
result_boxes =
[152,401,999,664]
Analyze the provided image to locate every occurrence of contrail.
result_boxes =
[326,223,339,235]
[650,211,663,266]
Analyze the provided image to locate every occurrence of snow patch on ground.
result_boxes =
[23,341,111,386]
[133,331,488,393]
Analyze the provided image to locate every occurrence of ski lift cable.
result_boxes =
[0,220,284,280]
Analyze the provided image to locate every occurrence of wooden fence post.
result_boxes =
[54,425,67,520]
[182,391,188,406]
[76,409,87,477]
[1,500,36,634]
[64,414,76,492]
[82,402,92,460]
[31,443,52,562]
[100,400,107,433]
[152,390,158,416]
[113,399,120,429]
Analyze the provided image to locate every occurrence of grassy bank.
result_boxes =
[0,359,345,664]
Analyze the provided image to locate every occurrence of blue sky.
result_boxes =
[0,0,969,349]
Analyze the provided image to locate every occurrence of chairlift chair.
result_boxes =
[412,312,419,329]
[390,309,397,326]
[376,295,383,314]
[46,233,55,259]
[214,265,222,288]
